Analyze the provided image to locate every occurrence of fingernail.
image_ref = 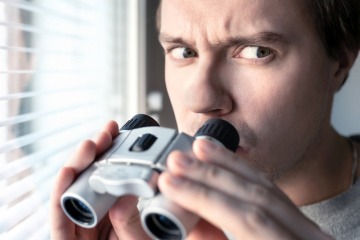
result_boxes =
[198,138,217,152]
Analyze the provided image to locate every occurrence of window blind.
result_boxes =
[0,0,139,239]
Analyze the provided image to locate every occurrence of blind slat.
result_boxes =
[0,154,64,206]
[1,204,50,240]
[0,113,97,153]
[0,180,51,233]
[0,100,99,127]
[0,0,96,25]
[0,21,86,40]
[0,68,98,75]
[0,125,96,181]
[0,45,93,57]
[0,0,125,238]
[0,45,38,54]
[0,86,97,101]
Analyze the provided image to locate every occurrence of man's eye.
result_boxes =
[170,47,197,59]
[238,46,272,59]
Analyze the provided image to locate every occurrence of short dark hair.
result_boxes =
[156,0,360,58]
[303,0,360,58]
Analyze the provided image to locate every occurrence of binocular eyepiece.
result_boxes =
[61,114,239,240]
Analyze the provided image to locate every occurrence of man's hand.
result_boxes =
[49,121,150,240]
[158,139,333,240]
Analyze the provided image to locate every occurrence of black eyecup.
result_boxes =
[120,114,160,130]
[194,118,240,152]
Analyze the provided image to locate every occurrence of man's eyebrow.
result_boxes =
[158,31,289,47]
[158,33,196,47]
[221,32,289,47]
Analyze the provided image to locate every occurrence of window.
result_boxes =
[0,0,145,238]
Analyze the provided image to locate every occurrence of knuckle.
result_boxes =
[189,181,212,200]
[204,164,221,179]
[244,205,270,226]
[250,184,273,205]
[79,139,96,151]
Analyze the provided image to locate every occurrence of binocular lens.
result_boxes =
[145,214,182,239]
[63,197,95,225]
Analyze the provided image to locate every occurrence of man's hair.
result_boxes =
[303,0,360,58]
[156,0,360,58]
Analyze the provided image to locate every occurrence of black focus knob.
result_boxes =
[194,119,239,152]
[121,114,159,130]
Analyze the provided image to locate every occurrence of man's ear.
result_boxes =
[332,48,359,91]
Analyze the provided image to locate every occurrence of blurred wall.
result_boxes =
[145,0,176,128]
[331,57,360,135]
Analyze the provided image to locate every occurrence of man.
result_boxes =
[50,0,360,239]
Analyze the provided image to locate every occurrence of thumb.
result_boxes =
[187,219,228,240]
[109,196,150,239]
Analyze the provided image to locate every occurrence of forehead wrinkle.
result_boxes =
[160,0,241,46]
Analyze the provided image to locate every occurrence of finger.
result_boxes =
[64,121,118,174]
[93,120,119,155]
[109,196,151,240]
[166,148,324,239]
[167,151,251,199]
[194,138,273,187]
[50,121,120,239]
[186,219,228,240]
[158,173,299,240]
[167,155,305,236]
[101,120,119,139]
[92,131,113,155]
[49,167,76,239]
[167,150,286,207]
[193,139,291,202]
[193,140,328,238]
[65,139,97,174]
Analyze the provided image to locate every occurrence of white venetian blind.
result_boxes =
[0,0,140,239]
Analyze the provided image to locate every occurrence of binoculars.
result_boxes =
[61,114,239,240]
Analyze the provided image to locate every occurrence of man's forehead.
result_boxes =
[160,0,306,21]
[159,0,305,43]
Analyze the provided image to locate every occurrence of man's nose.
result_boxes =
[185,58,233,116]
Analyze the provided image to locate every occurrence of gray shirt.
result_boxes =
[300,179,360,239]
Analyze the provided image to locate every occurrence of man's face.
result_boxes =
[159,0,340,179]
